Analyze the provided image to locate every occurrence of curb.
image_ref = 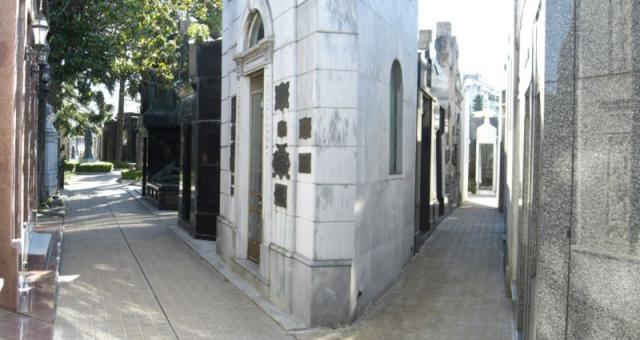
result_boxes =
[122,185,309,333]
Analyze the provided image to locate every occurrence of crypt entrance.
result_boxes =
[231,7,274,271]
[247,72,264,263]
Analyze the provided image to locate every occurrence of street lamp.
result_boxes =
[32,12,51,205]
[26,12,49,67]
[32,13,49,48]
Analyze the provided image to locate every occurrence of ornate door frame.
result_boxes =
[232,1,274,278]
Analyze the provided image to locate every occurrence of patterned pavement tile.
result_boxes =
[53,173,289,340]
[294,193,514,340]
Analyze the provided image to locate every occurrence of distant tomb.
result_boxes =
[140,81,180,211]
[177,40,222,240]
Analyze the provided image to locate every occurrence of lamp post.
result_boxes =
[37,63,50,205]
[29,12,50,206]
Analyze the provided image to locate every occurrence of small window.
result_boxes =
[389,60,403,174]
[248,12,265,48]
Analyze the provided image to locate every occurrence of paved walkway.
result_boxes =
[50,173,511,339]
[296,194,514,340]
[53,173,289,340]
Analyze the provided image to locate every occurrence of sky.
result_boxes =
[98,83,141,117]
[419,0,511,89]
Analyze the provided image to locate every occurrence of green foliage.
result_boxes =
[121,169,143,181]
[113,161,130,170]
[49,0,223,135]
[472,95,484,112]
[54,83,112,137]
[76,162,114,173]
[188,23,211,43]
[64,160,79,172]
[64,171,75,184]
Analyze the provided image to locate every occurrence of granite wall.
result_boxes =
[565,0,639,337]
[526,0,640,338]
[0,0,43,312]
[0,0,21,311]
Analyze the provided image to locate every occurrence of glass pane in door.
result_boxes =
[248,84,263,263]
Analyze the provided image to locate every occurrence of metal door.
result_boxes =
[247,80,264,263]
[480,144,494,188]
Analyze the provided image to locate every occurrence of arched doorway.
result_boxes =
[233,6,274,270]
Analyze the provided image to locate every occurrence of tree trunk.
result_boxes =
[115,78,126,162]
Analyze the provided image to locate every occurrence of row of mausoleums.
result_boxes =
[135,0,483,328]
[211,0,467,326]
[66,0,640,336]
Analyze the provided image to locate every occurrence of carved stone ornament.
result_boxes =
[233,38,274,78]
[272,144,291,180]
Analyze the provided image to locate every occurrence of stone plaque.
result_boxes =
[274,184,287,208]
[272,144,291,180]
[275,82,290,111]
[299,153,312,174]
[299,117,312,140]
[277,120,287,138]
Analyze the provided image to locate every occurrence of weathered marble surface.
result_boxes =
[218,0,417,327]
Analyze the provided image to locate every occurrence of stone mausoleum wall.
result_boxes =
[217,0,418,327]
[509,0,640,338]
[351,0,418,317]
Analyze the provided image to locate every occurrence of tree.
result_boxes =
[48,0,118,137]
[54,83,112,138]
[48,0,222,156]
[472,94,484,112]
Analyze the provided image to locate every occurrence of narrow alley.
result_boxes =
[2,0,639,338]
[299,193,513,340]
[53,173,289,340]
[51,175,513,340]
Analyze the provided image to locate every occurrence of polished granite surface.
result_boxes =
[22,216,63,324]
[0,308,54,340]
[0,215,62,340]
